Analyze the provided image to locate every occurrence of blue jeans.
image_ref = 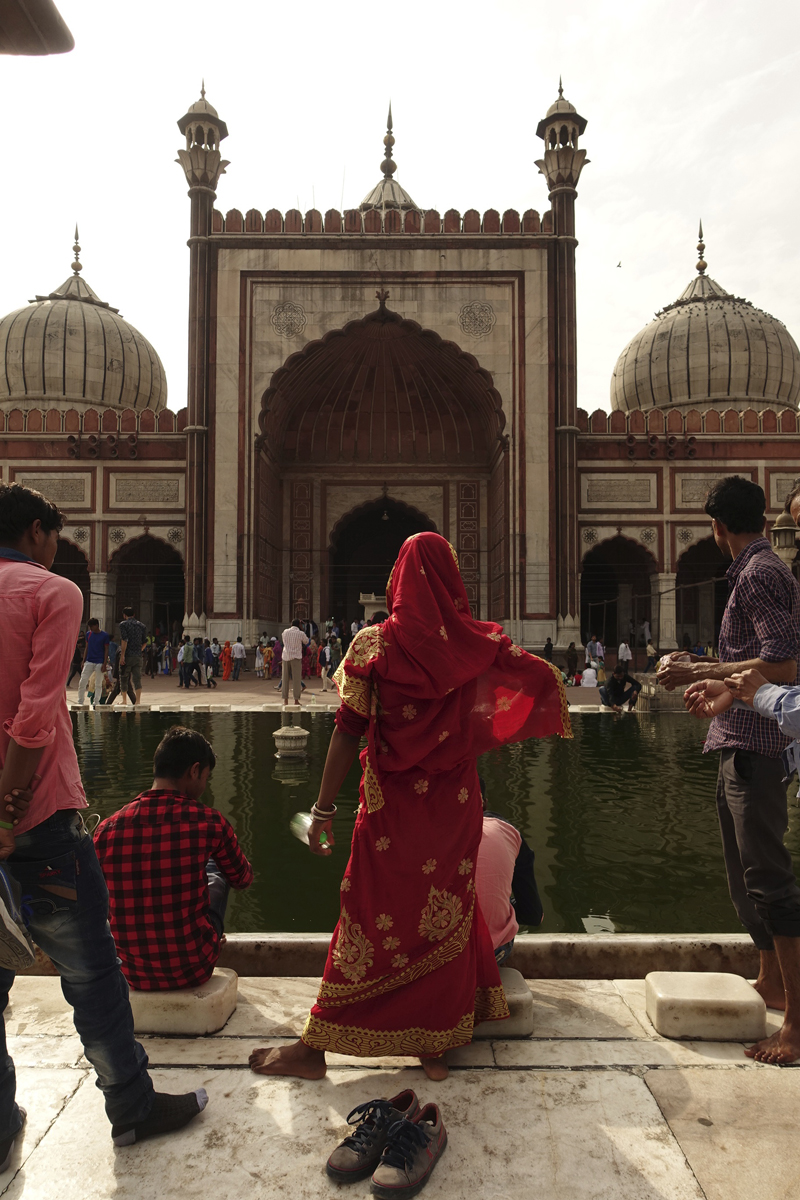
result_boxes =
[206,859,230,938]
[0,810,154,1137]
[495,939,515,966]
[233,658,242,681]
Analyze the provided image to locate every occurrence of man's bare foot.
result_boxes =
[752,977,786,1011]
[420,1056,449,1081]
[744,1022,800,1064]
[248,1040,326,1079]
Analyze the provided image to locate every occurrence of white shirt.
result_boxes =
[618,643,632,662]
[232,641,246,659]
[581,668,598,687]
[351,622,359,636]
[281,626,309,661]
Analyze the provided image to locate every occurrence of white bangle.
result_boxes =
[311,802,336,822]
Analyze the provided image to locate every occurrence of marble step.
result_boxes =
[645,971,766,1041]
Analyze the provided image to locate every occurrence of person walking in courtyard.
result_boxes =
[249,532,570,1083]
[203,640,218,689]
[77,618,110,706]
[118,605,146,706]
[94,727,252,991]
[659,476,800,1065]
[231,636,246,681]
[221,640,233,681]
[617,639,633,670]
[645,637,657,672]
[211,636,221,676]
[0,483,208,1156]
[280,619,308,704]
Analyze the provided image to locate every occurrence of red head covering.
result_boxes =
[337,532,570,773]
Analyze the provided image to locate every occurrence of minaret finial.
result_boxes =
[558,76,563,98]
[696,220,707,275]
[380,103,396,179]
[71,225,82,276]
[201,78,206,100]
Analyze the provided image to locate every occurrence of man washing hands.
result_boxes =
[674,476,800,1068]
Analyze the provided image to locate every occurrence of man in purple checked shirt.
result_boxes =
[658,476,800,1065]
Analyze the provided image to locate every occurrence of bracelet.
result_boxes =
[311,802,336,822]
[0,820,14,831]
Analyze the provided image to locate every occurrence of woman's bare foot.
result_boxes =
[249,1040,326,1079]
[420,1055,449,1081]
[744,1020,800,1064]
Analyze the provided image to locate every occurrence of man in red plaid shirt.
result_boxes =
[94,727,253,991]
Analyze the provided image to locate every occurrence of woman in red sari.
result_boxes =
[250,533,570,1081]
[221,640,233,681]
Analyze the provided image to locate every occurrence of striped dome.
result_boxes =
[610,273,800,413]
[0,271,166,412]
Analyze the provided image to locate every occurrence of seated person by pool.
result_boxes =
[94,727,253,991]
[600,664,642,712]
[475,778,543,964]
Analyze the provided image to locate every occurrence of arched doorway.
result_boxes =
[256,297,507,626]
[329,499,436,624]
[580,536,656,648]
[52,540,90,622]
[108,535,185,637]
[675,537,728,650]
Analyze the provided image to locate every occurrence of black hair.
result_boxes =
[704,476,765,534]
[153,726,216,780]
[613,663,625,675]
[292,619,302,629]
[370,611,389,624]
[88,618,100,628]
[122,606,134,617]
[0,482,64,544]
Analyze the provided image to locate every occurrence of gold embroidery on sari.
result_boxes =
[363,758,385,813]
[375,836,390,851]
[458,858,473,875]
[448,542,459,568]
[302,1012,476,1058]
[332,906,374,982]
[347,625,385,668]
[474,985,510,1024]
[333,664,370,716]
[375,913,393,931]
[418,885,464,942]
[422,858,437,874]
[317,893,474,1007]
[544,659,573,739]
[382,936,400,950]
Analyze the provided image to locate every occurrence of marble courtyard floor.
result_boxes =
[1,974,795,1199]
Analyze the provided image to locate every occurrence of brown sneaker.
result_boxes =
[326,1090,420,1184]
[370,1103,447,1199]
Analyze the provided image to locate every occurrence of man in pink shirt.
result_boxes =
[475,778,544,964]
[0,484,209,1169]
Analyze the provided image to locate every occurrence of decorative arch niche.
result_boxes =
[254,302,509,625]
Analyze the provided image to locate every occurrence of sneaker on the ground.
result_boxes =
[371,1104,447,1199]
[0,1107,26,1173]
[111,1088,208,1146]
[371,1104,448,1200]
[326,1090,420,1184]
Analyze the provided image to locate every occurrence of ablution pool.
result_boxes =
[72,710,800,936]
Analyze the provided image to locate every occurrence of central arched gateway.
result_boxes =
[255,300,507,626]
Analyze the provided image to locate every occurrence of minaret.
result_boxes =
[176,86,229,637]
[535,81,589,649]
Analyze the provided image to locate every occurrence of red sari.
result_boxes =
[302,532,571,1059]
[221,641,232,681]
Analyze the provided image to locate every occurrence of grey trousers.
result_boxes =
[281,658,302,704]
[716,748,800,950]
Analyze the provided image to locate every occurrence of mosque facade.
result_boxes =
[0,87,798,652]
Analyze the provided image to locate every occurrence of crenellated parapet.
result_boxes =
[0,405,188,438]
[211,207,548,236]
[578,405,800,442]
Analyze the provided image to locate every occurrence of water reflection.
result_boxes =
[71,711,800,936]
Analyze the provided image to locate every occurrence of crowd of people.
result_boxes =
[1,474,800,1186]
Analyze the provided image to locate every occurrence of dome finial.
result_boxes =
[558,75,563,98]
[380,102,397,179]
[696,220,707,275]
[71,224,82,276]
[200,78,206,100]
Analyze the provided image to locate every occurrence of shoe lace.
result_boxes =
[342,1099,396,1150]
[379,1119,430,1170]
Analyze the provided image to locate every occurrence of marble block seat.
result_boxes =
[473,968,533,1038]
[128,967,238,1035]
[645,971,766,1041]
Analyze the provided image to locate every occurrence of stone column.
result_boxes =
[652,573,678,650]
[139,581,155,634]
[89,572,114,633]
[616,583,633,647]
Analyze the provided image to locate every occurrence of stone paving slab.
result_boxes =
[646,1066,800,1200]
[4,1066,706,1200]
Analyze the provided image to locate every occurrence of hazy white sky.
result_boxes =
[2,0,799,413]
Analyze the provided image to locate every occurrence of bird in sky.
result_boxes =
[616,262,622,268]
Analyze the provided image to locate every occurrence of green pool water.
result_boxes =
[71,710,800,936]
